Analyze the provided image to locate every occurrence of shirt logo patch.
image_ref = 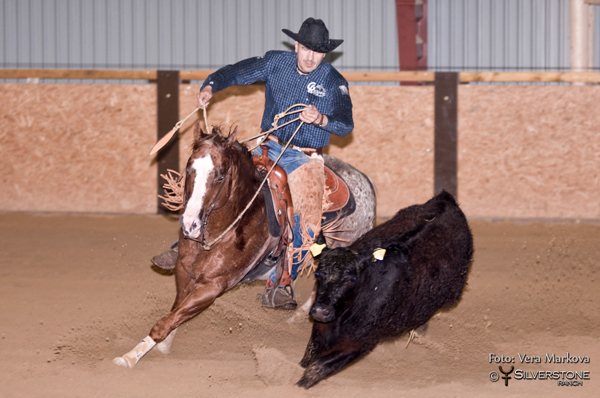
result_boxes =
[339,85,349,95]
[307,82,326,97]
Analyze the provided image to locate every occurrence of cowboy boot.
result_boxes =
[151,241,179,270]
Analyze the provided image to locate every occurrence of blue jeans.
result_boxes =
[253,140,309,175]
[254,140,312,284]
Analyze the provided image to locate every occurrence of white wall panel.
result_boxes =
[429,0,577,72]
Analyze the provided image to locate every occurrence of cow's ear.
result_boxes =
[310,230,328,258]
[315,230,326,245]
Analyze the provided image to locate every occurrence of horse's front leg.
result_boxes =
[113,278,227,368]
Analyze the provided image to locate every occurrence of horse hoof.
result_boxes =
[113,356,133,368]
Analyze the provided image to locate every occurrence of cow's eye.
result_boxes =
[314,271,321,278]
[346,276,356,283]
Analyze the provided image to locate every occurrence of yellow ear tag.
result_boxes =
[310,243,327,257]
[373,248,386,261]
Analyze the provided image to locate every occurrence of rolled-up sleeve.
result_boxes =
[322,82,353,138]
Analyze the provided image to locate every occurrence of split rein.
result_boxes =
[151,103,310,250]
[149,104,211,156]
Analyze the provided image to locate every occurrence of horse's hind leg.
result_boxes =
[155,328,177,354]
[113,279,226,368]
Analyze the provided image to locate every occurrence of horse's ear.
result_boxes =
[225,127,238,147]
[193,120,206,142]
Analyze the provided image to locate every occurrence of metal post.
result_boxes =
[434,72,458,199]
[156,70,180,214]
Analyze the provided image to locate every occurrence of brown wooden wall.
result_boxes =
[1,83,598,220]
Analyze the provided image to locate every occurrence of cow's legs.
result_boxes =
[297,343,374,389]
[300,321,329,368]
[113,279,226,368]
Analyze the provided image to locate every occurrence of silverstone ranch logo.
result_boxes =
[487,352,592,388]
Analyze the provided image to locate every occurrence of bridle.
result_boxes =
[185,158,233,250]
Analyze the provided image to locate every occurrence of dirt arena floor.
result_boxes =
[0,212,598,397]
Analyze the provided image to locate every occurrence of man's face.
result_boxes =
[295,42,326,74]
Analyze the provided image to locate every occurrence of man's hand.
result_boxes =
[197,86,213,109]
[299,105,327,127]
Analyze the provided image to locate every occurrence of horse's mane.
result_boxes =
[192,125,259,187]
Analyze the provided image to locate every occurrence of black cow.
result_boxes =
[297,190,473,388]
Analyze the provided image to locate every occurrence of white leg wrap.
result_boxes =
[287,288,316,324]
[113,336,156,368]
[156,329,177,354]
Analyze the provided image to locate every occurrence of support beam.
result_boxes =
[396,0,418,72]
[571,0,594,73]
[416,0,428,71]
[156,71,180,214]
[396,0,428,85]
[3,69,600,83]
[434,72,459,199]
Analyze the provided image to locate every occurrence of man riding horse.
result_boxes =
[152,18,353,310]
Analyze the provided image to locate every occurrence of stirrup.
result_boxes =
[260,285,297,310]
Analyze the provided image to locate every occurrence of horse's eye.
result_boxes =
[314,271,321,278]
[216,175,225,183]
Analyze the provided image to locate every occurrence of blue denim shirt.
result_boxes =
[200,50,353,149]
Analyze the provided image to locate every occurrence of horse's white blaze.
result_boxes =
[181,155,214,239]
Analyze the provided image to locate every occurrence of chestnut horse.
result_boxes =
[113,127,376,368]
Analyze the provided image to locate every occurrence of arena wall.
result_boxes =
[1,83,598,220]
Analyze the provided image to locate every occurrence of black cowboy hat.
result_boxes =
[282,18,343,53]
